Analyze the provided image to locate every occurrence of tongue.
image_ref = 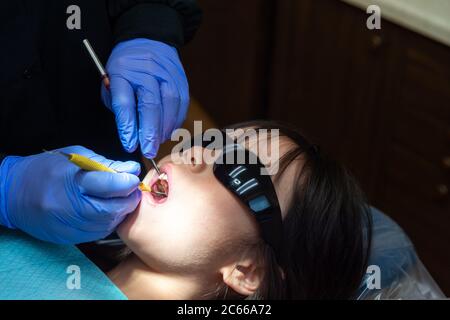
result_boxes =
[151,179,168,197]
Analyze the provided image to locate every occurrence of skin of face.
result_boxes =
[117,131,303,295]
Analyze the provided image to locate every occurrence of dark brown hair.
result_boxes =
[223,120,372,300]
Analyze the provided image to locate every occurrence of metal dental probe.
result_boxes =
[149,158,162,176]
[83,39,110,90]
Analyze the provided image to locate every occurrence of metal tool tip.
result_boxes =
[150,159,161,175]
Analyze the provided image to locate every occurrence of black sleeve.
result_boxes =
[0,154,6,166]
[107,0,202,48]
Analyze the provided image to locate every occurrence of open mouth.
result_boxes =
[149,171,169,203]
[151,174,168,198]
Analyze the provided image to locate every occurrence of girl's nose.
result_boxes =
[183,146,206,173]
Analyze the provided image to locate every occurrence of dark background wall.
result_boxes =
[181,0,450,295]
[181,0,274,124]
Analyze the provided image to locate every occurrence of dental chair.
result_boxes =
[357,207,445,299]
[0,227,126,300]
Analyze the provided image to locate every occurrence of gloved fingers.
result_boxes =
[148,56,190,134]
[82,189,141,222]
[76,170,141,198]
[172,62,190,130]
[108,76,139,153]
[160,80,180,142]
[132,60,183,142]
[101,80,111,109]
[136,76,162,159]
[37,225,85,245]
[48,210,112,238]
[174,83,189,133]
[109,160,141,176]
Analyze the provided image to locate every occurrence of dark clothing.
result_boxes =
[0,0,201,161]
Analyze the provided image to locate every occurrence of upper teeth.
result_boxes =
[158,173,168,180]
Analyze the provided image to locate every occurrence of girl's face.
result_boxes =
[118,134,301,276]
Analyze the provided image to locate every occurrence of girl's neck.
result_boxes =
[107,253,217,300]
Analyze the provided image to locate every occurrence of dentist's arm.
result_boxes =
[0,146,142,244]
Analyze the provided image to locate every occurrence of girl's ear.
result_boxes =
[220,259,263,296]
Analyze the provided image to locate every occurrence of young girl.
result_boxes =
[106,120,372,299]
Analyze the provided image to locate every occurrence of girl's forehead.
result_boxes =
[229,128,298,168]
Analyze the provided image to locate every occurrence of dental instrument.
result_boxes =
[83,39,110,90]
[50,150,152,193]
[150,158,162,176]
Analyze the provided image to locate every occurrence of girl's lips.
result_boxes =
[145,163,172,205]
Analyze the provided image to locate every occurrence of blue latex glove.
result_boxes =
[0,146,142,244]
[102,38,190,159]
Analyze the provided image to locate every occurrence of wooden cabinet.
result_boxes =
[268,0,392,196]
[181,0,274,126]
[268,0,450,294]
[375,24,450,293]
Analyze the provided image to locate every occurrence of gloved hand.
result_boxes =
[102,38,190,159]
[0,146,142,244]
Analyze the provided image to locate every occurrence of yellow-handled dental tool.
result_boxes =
[55,151,152,193]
